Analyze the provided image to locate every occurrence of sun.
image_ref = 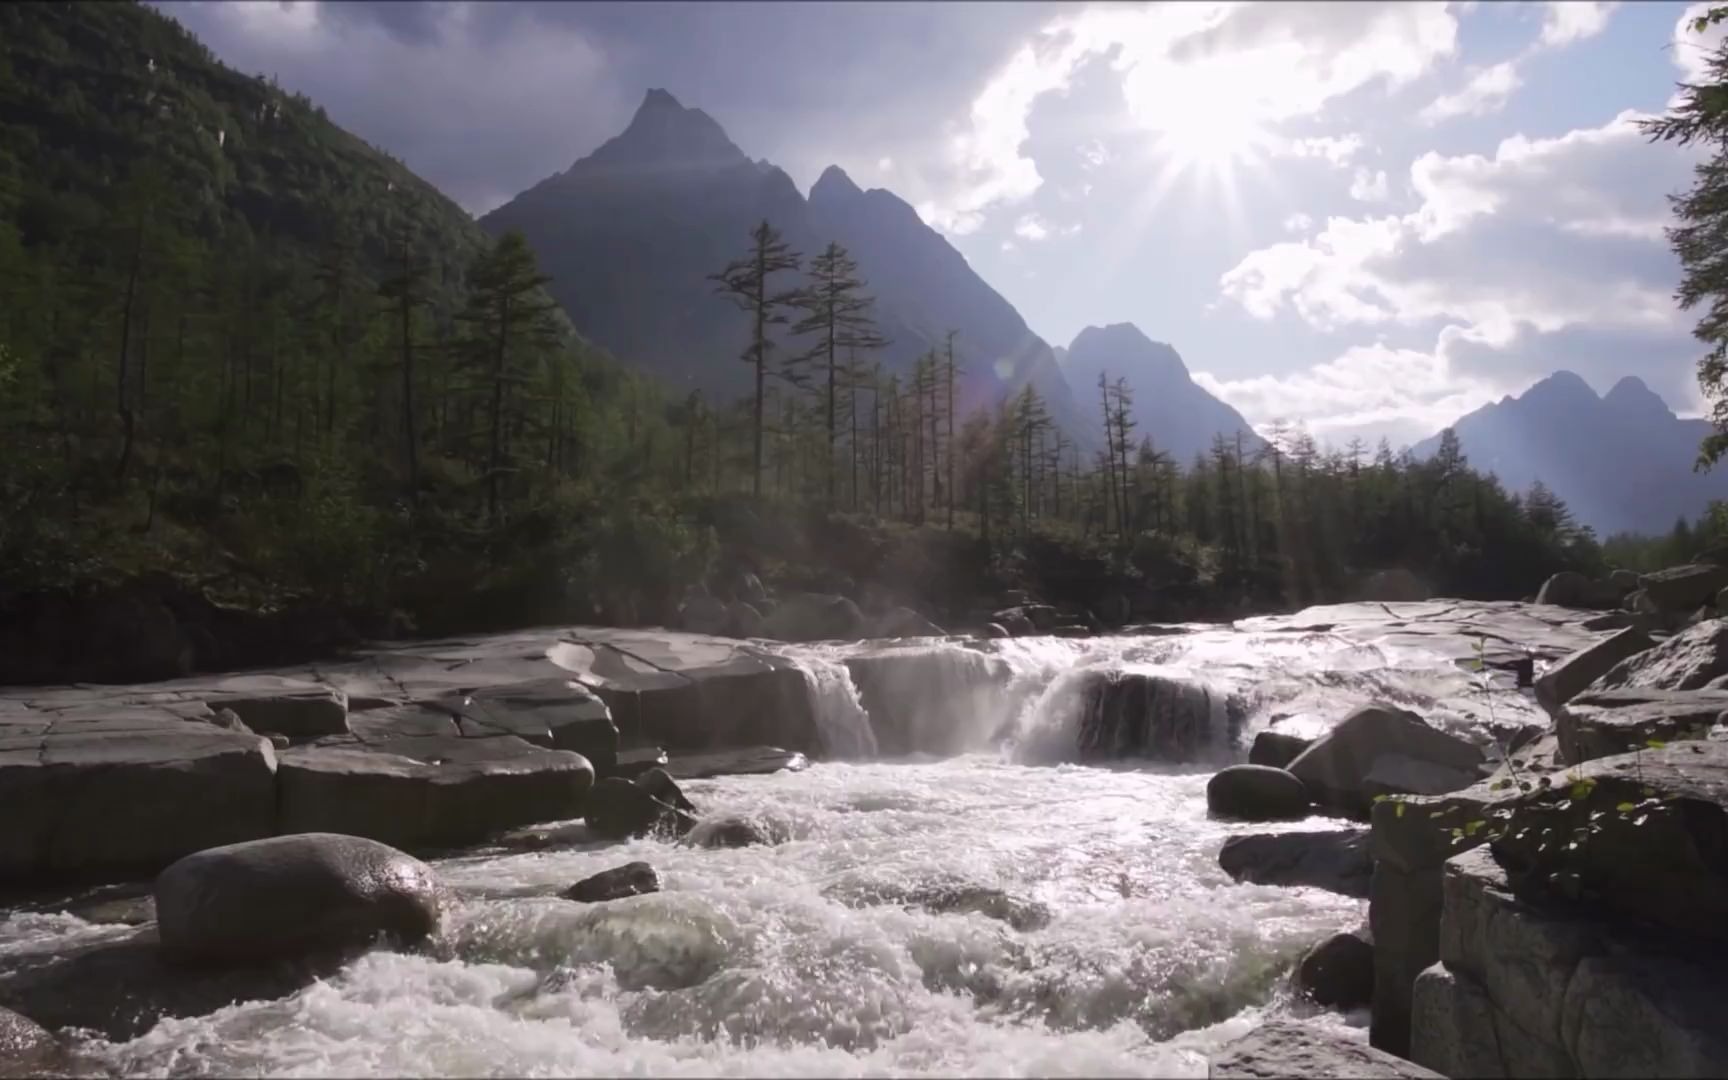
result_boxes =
[1122,50,1279,190]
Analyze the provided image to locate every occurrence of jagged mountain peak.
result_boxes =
[1604,374,1674,418]
[579,86,749,176]
[810,164,863,204]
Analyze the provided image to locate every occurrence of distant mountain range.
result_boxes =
[1412,371,1728,537]
[479,89,1265,453]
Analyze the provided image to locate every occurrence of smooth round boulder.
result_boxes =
[682,815,776,849]
[1248,730,1312,769]
[563,861,661,903]
[584,777,696,840]
[154,833,442,967]
[1206,764,1313,821]
[1294,930,1374,1008]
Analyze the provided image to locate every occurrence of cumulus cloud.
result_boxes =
[1214,107,1703,437]
[923,1,1458,231]
[1014,213,1051,241]
[1419,61,1522,123]
[1349,167,1391,203]
[1539,2,1619,48]
[1673,2,1728,83]
[1418,3,1616,127]
[1284,212,1315,234]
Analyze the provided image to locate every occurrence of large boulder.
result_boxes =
[201,676,350,737]
[1208,1021,1441,1079]
[759,592,865,642]
[991,609,1035,637]
[584,776,696,840]
[1217,829,1372,898]
[1075,671,1237,763]
[1534,625,1654,714]
[1360,753,1482,802]
[563,861,661,903]
[1247,729,1312,769]
[0,1006,61,1078]
[0,722,279,883]
[1639,563,1728,613]
[154,833,442,966]
[1295,930,1375,1009]
[1287,704,1484,818]
[1205,765,1312,821]
[1590,617,1728,691]
[1556,688,1728,764]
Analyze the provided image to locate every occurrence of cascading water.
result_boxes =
[7,603,1582,1078]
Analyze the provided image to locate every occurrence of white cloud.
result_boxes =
[1349,167,1391,202]
[1540,2,1619,47]
[1284,212,1315,234]
[1673,2,1728,82]
[1419,61,1522,123]
[1014,213,1051,241]
[1287,134,1365,167]
[924,2,1458,232]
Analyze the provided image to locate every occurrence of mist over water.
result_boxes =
[7,618,1529,1077]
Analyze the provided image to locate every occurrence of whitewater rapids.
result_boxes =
[2,606,1579,1077]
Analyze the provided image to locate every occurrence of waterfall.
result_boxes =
[796,655,879,760]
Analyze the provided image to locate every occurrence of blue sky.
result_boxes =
[157,1,1724,449]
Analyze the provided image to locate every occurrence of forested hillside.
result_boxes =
[0,1,1697,684]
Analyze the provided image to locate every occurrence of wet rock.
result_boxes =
[276,737,595,850]
[1557,687,1728,763]
[1609,568,1642,595]
[454,678,619,774]
[1076,671,1233,763]
[1639,563,1728,613]
[635,766,696,813]
[584,776,696,840]
[982,622,1011,639]
[154,833,442,966]
[201,678,349,737]
[869,606,945,639]
[1053,624,1092,637]
[0,725,279,883]
[0,1005,62,1078]
[759,592,865,642]
[1295,930,1375,1009]
[1287,704,1484,819]
[563,861,661,903]
[908,884,1052,931]
[204,707,252,734]
[682,814,777,849]
[1217,829,1372,898]
[1534,625,1654,713]
[1592,617,1728,691]
[1209,1020,1441,1079]
[613,745,671,779]
[1359,753,1481,801]
[1248,730,1313,769]
[584,646,822,757]
[663,745,808,779]
[1206,765,1312,821]
[0,927,334,1043]
[992,610,1035,636]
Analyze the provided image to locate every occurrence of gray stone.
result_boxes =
[1295,930,1374,1009]
[1247,729,1312,769]
[584,776,695,840]
[990,609,1035,636]
[1557,688,1728,763]
[1639,562,1728,613]
[1534,625,1654,713]
[563,861,661,903]
[1610,568,1642,595]
[154,833,441,966]
[1206,765,1313,821]
[635,766,696,813]
[1217,829,1372,898]
[1208,1021,1441,1079]
[1288,704,1485,819]
[759,592,865,642]
[729,602,764,639]
[0,727,279,883]
[982,622,1011,639]
[682,814,779,849]
[664,746,809,779]
[1360,753,1481,801]
[869,606,945,639]
[907,884,1051,931]
[1535,570,1592,609]
[1075,671,1232,763]
[454,678,618,773]
[201,679,349,738]
[1592,617,1728,692]
[0,1005,61,1078]
[677,593,732,637]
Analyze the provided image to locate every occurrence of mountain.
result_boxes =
[1411,371,1728,536]
[480,90,1090,439]
[1058,323,1265,462]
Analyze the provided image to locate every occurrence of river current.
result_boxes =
[1,613,1554,1077]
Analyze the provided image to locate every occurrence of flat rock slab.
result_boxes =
[1208,1021,1442,1078]
[665,746,810,780]
[1558,689,1728,763]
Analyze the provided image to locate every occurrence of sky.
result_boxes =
[153,0,1728,450]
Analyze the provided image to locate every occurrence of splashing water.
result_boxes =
[798,655,879,760]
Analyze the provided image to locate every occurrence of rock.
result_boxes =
[1359,753,1481,801]
[869,606,945,639]
[0,725,279,883]
[0,926,333,1042]
[759,592,865,642]
[990,609,1035,636]
[1206,765,1312,821]
[1639,563,1728,613]
[1003,589,1032,606]
[1534,625,1654,713]
[453,679,619,773]
[276,737,595,850]
[663,745,808,779]
[1295,930,1375,1009]
[683,814,777,849]
[1535,570,1592,609]
[635,766,696,813]
[1609,568,1642,595]
[613,745,670,779]
[1208,1021,1442,1079]
[677,592,732,637]
[1248,729,1312,769]
[154,833,442,966]
[982,622,1011,639]
[729,602,764,639]
[584,776,695,840]
[738,572,769,605]
[1591,617,1728,691]
[1287,704,1484,819]
[1557,687,1728,763]
[907,884,1052,931]
[1022,604,1060,631]
[1412,846,1728,1078]
[202,678,349,737]
[1053,624,1092,637]
[1217,829,1372,898]
[563,861,661,903]
[205,707,252,734]
[1075,671,1235,763]
[0,1005,62,1078]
